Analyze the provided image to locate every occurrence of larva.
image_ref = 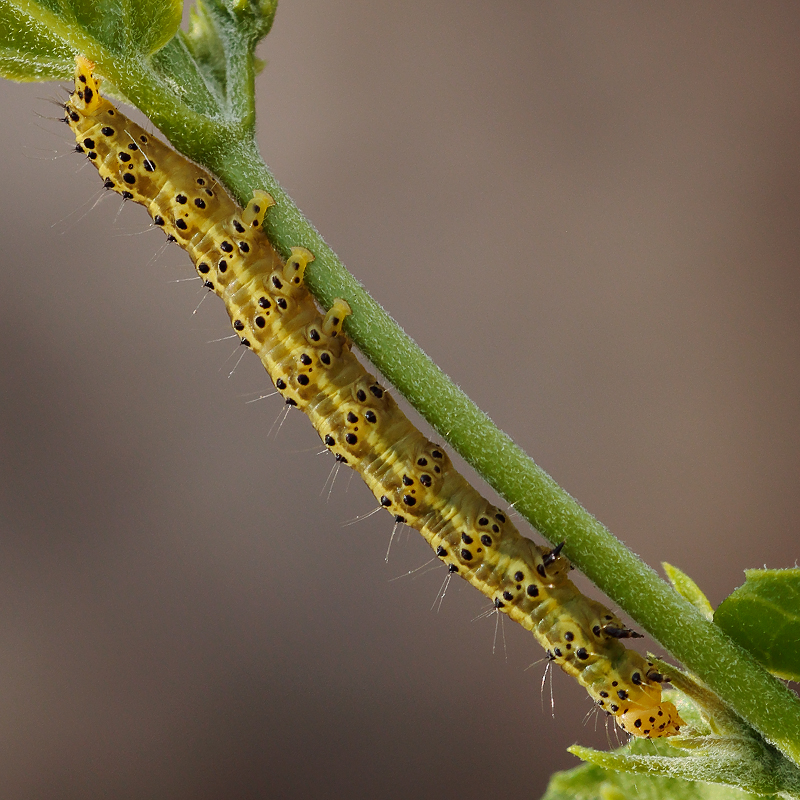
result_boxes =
[65,56,683,738]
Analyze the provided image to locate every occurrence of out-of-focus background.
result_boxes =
[1,3,798,798]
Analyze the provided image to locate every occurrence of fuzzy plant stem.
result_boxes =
[106,73,800,766]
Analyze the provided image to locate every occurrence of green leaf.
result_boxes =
[664,562,714,621]
[166,0,277,109]
[181,0,230,103]
[0,1,76,81]
[227,0,278,43]
[545,734,796,800]
[714,569,800,682]
[544,762,768,800]
[542,738,773,800]
[0,0,277,165]
[0,0,183,81]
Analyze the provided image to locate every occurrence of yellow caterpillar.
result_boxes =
[65,56,683,738]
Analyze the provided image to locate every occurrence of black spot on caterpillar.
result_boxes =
[65,56,683,738]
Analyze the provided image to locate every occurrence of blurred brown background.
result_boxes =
[1,2,799,798]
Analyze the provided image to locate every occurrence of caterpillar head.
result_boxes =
[65,57,118,140]
[618,700,684,738]
[71,56,106,115]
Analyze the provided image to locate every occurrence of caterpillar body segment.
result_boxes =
[65,56,683,739]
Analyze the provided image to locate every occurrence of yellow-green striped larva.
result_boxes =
[64,56,683,738]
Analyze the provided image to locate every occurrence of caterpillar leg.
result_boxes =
[322,299,352,337]
[242,190,275,227]
[283,246,315,284]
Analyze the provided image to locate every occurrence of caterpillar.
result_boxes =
[64,56,683,739]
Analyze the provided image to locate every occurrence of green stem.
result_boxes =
[120,86,800,767]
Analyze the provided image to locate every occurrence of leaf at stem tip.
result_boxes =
[553,724,800,800]
[663,562,714,621]
[541,736,778,800]
[714,568,800,682]
[0,0,183,82]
